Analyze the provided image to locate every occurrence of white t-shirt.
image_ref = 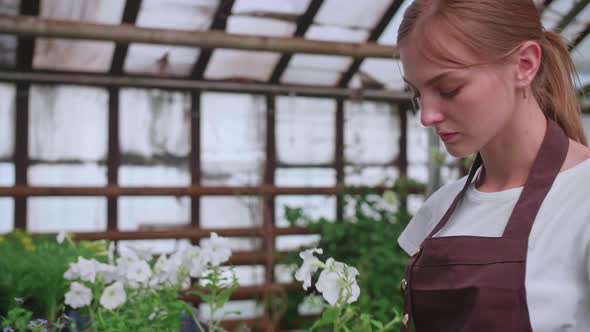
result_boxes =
[398,158,590,332]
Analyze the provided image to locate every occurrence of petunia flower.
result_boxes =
[294,248,323,290]
[64,282,92,309]
[315,258,360,306]
[100,281,126,310]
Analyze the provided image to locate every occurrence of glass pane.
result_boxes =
[582,114,590,142]
[344,101,400,164]
[280,68,342,86]
[305,24,369,42]
[201,92,265,186]
[0,0,18,67]
[355,59,406,90]
[135,0,217,30]
[344,166,398,187]
[120,88,191,159]
[377,0,413,45]
[560,4,590,42]
[275,168,336,187]
[29,85,108,162]
[200,237,261,252]
[124,44,200,76]
[28,164,107,186]
[118,239,182,255]
[541,0,575,31]
[275,234,321,251]
[275,195,336,227]
[0,83,15,159]
[228,265,265,286]
[0,163,14,186]
[408,193,425,216]
[233,0,310,15]
[407,111,428,164]
[274,264,297,283]
[28,197,107,232]
[276,96,336,164]
[200,196,262,228]
[408,164,428,184]
[34,0,125,72]
[313,0,392,29]
[119,165,190,187]
[0,198,13,233]
[205,49,281,81]
[118,196,190,231]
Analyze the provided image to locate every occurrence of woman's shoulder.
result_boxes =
[397,176,468,255]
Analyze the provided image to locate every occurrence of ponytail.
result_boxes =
[534,30,587,145]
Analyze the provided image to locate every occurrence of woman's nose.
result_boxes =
[420,100,445,127]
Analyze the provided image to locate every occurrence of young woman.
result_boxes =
[396,1,590,331]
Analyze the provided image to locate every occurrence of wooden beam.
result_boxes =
[0,184,426,197]
[190,92,201,237]
[269,0,324,83]
[190,0,235,79]
[338,0,405,87]
[0,15,397,58]
[335,99,344,221]
[110,0,142,74]
[107,87,120,231]
[0,71,411,101]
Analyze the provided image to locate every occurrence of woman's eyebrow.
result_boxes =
[403,72,454,90]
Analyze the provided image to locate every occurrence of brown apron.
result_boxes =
[400,119,569,332]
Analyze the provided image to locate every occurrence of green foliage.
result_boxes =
[280,180,415,330]
[0,230,101,323]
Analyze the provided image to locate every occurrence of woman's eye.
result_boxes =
[439,87,461,98]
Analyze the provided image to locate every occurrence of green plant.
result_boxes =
[0,230,101,324]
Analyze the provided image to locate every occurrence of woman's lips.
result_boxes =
[438,132,459,143]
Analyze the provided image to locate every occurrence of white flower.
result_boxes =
[56,231,67,244]
[124,260,152,286]
[185,246,208,278]
[294,248,323,290]
[100,281,126,310]
[315,258,360,306]
[64,282,92,309]
[64,257,99,283]
[95,262,119,283]
[202,233,232,266]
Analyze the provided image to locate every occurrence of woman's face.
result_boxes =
[399,37,519,158]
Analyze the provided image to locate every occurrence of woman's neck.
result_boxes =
[477,99,547,193]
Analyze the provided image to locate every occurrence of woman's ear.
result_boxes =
[514,41,542,87]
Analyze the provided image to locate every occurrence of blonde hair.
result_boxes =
[397,0,587,145]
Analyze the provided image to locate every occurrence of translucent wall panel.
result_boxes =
[233,0,310,15]
[0,83,15,158]
[201,92,265,186]
[0,198,13,233]
[276,96,335,164]
[350,59,405,90]
[124,44,201,76]
[118,239,184,256]
[120,89,191,159]
[199,300,264,321]
[407,112,428,164]
[200,236,261,252]
[275,234,321,251]
[377,0,413,45]
[313,0,392,29]
[344,101,399,164]
[275,195,336,227]
[34,0,124,72]
[118,196,190,231]
[573,35,590,77]
[0,0,18,67]
[28,164,107,186]
[560,3,590,42]
[28,197,107,232]
[29,85,108,161]
[200,196,262,228]
[227,265,265,286]
[0,163,14,185]
[119,165,190,187]
[275,168,336,187]
[541,0,575,31]
[344,166,398,187]
[205,16,294,80]
[274,264,297,283]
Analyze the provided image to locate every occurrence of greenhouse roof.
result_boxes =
[1,0,590,95]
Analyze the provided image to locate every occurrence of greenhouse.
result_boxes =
[2,0,590,331]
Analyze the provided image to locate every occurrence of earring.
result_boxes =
[522,85,528,100]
